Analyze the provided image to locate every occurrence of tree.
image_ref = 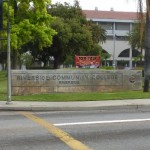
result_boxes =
[138,0,150,92]
[47,2,93,68]
[47,2,90,68]
[87,20,106,44]
[128,23,145,66]
[20,52,33,69]
[101,52,111,67]
[47,1,106,69]
[48,17,72,68]
[0,0,56,69]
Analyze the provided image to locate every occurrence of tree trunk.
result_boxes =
[53,59,58,69]
[143,13,150,92]
[140,47,143,67]
[12,50,18,69]
[53,56,60,69]
[144,76,149,92]
[43,61,47,68]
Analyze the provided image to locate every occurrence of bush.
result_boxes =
[100,66,114,70]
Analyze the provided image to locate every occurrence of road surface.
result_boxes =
[0,109,150,150]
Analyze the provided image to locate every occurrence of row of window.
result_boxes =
[107,36,127,40]
[96,22,133,31]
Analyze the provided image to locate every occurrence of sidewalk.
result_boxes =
[0,99,150,111]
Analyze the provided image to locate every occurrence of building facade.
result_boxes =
[83,9,140,69]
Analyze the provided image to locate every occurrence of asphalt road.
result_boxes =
[1,109,150,150]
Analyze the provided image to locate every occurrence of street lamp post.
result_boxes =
[129,23,133,69]
[113,22,116,69]
[6,0,12,104]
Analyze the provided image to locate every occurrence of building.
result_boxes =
[83,9,141,69]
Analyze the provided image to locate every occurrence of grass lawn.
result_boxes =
[0,71,7,101]
[0,71,150,102]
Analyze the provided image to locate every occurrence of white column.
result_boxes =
[113,22,116,69]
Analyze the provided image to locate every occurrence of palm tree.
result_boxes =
[128,23,145,66]
[138,0,150,92]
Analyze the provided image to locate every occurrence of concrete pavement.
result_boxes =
[0,99,150,111]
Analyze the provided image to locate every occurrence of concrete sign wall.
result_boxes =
[11,69,142,95]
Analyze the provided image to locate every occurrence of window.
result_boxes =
[116,23,130,30]
[99,22,113,30]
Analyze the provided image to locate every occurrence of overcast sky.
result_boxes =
[52,0,146,12]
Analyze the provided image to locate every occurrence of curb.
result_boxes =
[0,104,150,111]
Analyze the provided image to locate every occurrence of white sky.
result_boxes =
[52,0,146,12]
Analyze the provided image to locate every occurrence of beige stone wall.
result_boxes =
[11,69,142,95]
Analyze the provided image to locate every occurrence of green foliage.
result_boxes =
[6,0,56,50]
[101,52,111,60]
[100,66,113,70]
[11,19,34,49]
[0,0,57,69]
[0,0,106,70]
[64,55,74,65]
[48,2,92,68]
[100,50,111,66]
[88,21,106,44]
[128,23,145,50]
[47,1,106,68]
[87,44,102,55]
[51,18,72,44]
[133,56,140,62]
[68,18,93,55]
